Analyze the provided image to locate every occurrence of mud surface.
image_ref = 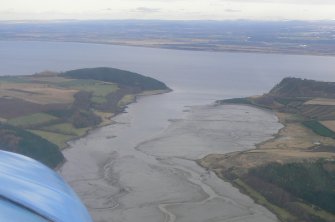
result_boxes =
[61,93,282,222]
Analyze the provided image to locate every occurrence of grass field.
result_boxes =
[0,81,77,104]
[57,79,118,96]
[57,79,119,104]
[26,76,73,83]
[8,113,58,128]
[2,77,122,149]
[0,69,168,168]
[118,94,135,108]
[91,95,107,104]
[42,123,89,136]
[29,130,74,149]
[95,111,114,125]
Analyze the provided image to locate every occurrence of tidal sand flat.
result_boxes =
[60,92,282,222]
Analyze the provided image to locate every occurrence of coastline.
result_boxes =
[60,99,282,222]
[197,109,288,221]
[1,39,335,58]
[199,105,335,222]
[52,39,335,57]
[57,88,171,170]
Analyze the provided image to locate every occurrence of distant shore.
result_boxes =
[2,19,335,57]
[2,39,335,57]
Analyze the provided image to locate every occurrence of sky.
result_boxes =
[1,0,335,21]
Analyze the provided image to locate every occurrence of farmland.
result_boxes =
[0,67,170,167]
[202,78,335,222]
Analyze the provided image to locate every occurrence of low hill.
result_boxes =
[62,67,170,91]
[269,77,335,98]
[206,77,335,222]
[218,78,335,121]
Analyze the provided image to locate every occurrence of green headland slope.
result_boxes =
[0,67,170,168]
[202,77,335,222]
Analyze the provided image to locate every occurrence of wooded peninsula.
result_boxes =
[0,67,170,168]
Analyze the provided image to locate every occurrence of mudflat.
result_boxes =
[61,100,282,222]
[200,78,335,222]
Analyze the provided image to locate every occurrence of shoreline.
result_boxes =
[57,89,171,170]
[60,99,282,222]
[1,39,335,58]
[199,104,335,222]
[197,108,286,221]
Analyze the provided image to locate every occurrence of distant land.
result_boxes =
[199,78,335,222]
[1,20,335,56]
[0,67,170,168]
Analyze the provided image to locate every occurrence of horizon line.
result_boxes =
[1,18,335,23]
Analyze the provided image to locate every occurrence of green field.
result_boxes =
[118,94,135,108]
[57,79,119,104]
[0,67,169,168]
[8,113,58,128]
[42,123,89,136]
[91,95,107,104]
[57,79,119,96]
[35,123,90,148]
[29,130,74,149]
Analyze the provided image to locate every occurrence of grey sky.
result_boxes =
[1,0,335,20]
